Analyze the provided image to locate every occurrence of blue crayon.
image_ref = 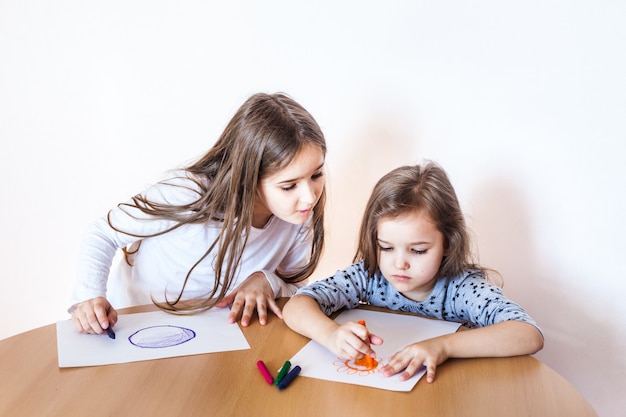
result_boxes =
[105,327,116,339]
[277,365,301,390]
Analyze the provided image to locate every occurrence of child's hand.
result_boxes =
[324,321,383,361]
[71,296,118,335]
[215,272,281,327]
[380,337,449,383]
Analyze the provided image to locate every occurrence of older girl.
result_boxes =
[71,92,327,334]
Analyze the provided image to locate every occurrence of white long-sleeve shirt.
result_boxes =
[71,170,312,309]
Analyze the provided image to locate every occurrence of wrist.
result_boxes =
[320,322,340,350]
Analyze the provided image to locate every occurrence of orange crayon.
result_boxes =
[357,320,376,369]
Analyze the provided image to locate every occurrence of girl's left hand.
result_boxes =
[380,337,450,383]
[215,272,281,326]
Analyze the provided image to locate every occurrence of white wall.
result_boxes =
[1,1,624,416]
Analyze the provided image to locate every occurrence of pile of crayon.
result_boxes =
[256,360,301,390]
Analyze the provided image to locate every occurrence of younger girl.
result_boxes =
[283,161,543,383]
[71,92,327,335]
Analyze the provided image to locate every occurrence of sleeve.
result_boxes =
[261,270,305,298]
[69,171,202,310]
[449,272,542,334]
[295,262,369,315]
[69,215,138,309]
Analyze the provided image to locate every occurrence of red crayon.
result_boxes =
[256,360,274,384]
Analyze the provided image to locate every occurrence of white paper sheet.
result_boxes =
[56,308,250,368]
[289,309,461,392]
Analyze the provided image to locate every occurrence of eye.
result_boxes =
[281,184,296,191]
[312,171,324,180]
[378,244,392,252]
[412,249,427,255]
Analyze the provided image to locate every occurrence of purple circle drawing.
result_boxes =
[128,325,196,348]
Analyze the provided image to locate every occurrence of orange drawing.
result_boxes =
[333,356,380,376]
[354,355,379,369]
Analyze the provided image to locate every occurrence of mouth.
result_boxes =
[393,275,411,282]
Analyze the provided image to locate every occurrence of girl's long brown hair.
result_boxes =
[110,93,326,312]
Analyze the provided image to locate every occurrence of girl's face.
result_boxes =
[377,210,446,302]
[253,144,325,228]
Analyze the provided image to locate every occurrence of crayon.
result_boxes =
[105,327,116,339]
[277,365,301,390]
[358,320,374,368]
[274,360,291,386]
[256,360,274,384]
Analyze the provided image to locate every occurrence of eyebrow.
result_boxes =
[276,162,325,185]
[377,238,431,246]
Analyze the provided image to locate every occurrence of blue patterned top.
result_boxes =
[296,261,541,331]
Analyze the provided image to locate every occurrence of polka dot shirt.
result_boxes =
[296,261,541,332]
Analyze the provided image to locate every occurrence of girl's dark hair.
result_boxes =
[110,92,326,311]
[355,161,482,280]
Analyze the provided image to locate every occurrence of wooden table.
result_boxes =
[0,300,597,417]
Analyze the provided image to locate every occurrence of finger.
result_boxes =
[353,322,370,341]
[337,341,364,360]
[215,293,235,308]
[348,335,372,359]
[239,298,257,327]
[357,334,376,355]
[380,354,407,377]
[266,298,282,320]
[93,303,111,331]
[425,361,437,383]
[74,310,91,333]
[369,334,384,346]
[108,309,118,327]
[255,297,268,325]
[227,298,244,324]
[82,307,103,334]
[398,359,424,381]
[71,314,86,333]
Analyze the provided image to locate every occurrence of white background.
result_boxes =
[1,1,624,416]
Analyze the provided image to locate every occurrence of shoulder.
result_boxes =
[159,169,206,191]
[142,170,205,205]
[446,269,497,292]
[300,262,371,290]
[328,261,371,284]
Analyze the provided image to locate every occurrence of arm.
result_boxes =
[382,273,544,382]
[69,217,128,334]
[382,320,544,383]
[283,294,382,360]
[70,171,197,332]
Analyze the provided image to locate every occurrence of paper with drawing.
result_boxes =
[289,309,461,392]
[56,308,249,368]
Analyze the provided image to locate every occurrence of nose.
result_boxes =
[394,252,410,270]
[299,180,318,205]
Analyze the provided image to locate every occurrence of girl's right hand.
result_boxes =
[70,296,118,335]
[325,321,383,360]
